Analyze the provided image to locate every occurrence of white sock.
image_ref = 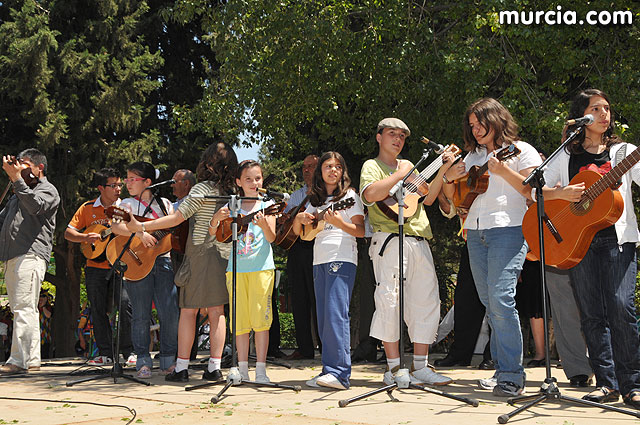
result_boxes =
[208,357,221,373]
[175,357,189,373]
[238,361,249,378]
[256,361,267,377]
[387,357,400,371]
[413,355,427,370]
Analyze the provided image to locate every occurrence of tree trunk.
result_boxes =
[48,240,81,357]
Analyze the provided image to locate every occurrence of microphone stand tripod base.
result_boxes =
[394,368,411,389]
[227,366,242,385]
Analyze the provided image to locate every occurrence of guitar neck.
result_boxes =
[408,154,447,190]
[150,229,171,241]
[585,147,640,200]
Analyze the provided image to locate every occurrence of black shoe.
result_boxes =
[203,369,223,381]
[267,349,287,359]
[433,355,470,367]
[526,358,545,367]
[569,374,592,388]
[478,359,495,370]
[582,386,620,403]
[624,390,640,410]
[165,369,189,382]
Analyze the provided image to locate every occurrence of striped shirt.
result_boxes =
[284,185,310,213]
[178,181,231,259]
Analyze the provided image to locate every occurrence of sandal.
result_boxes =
[624,389,640,410]
[582,386,620,403]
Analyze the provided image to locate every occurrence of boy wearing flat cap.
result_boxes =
[359,118,454,386]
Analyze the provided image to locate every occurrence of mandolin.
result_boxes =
[80,223,114,260]
[452,144,521,210]
[216,201,286,243]
[376,143,462,222]
[274,195,310,250]
[300,197,356,241]
[523,147,640,269]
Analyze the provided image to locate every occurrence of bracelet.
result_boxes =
[141,223,146,233]
[209,220,219,229]
[443,174,454,184]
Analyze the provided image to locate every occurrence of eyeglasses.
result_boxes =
[123,177,145,183]
[105,183,124,189]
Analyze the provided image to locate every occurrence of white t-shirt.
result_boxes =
[305,188,364,265]
[120,196,174,258]
[462,141,541,230]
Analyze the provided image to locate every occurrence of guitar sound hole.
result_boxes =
[570,200,592,216]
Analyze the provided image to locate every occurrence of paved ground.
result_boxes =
[0,353,638,425]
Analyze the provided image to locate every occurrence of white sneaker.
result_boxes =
[410,365,452,386]
[478,376,498,390]
[383,365,400,385]
[305,375,322,388]
[87,356,113,366]
[316,374,347,390]
[255,373,270,383]
[126,354,137,367]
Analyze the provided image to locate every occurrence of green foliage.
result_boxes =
[279,312,296,349]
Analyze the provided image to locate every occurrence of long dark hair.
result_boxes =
[566,89,623,154]
[127,161,156,183]
[196,142,238,194]
[235,160,262,196]
[463,98,519,152]
[309,151,351,207]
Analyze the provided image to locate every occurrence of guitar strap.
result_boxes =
[135,197,160,219]
[615,143,627,186]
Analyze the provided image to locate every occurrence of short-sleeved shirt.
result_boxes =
[68,197,121,269]
[226,199,275,273]
[304,188,364,265]
[120,196,174,258]
[462,141,541,230]
[359,158,433,238]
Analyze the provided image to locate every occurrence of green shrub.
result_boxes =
[279,312,296,349]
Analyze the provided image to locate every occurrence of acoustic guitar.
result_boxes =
[274,196,309,250]
[300,198,356,241]
[216,201,286,243]
[105,206,176,281]
[80,223,113,259]
[523,147,640,269]
[376,143,462,222]
[452,144,521,209]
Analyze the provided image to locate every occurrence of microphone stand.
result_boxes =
[66,189,167,387]
[183,194,301,400]
[498,125,640,422]
[339,148,479,408]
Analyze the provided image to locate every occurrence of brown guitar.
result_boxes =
[452,144,521,209]
[216,201,286,243]
[105,206,175,281]
[300,197,356,241]
[274,195,310,250]
[80,223,114,259]
[376,143,462,222]
[523,147,640,269]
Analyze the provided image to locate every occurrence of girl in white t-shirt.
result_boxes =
[293,151,364,390]
[443,98,542,397]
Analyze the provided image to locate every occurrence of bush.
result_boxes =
[279,312,296,349]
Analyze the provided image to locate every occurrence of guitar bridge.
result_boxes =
[542,214,563,244]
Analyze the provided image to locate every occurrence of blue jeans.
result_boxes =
[124,257,179,371]
[467,226,527,387]
[313,261,356,388]
[569,233,640,395]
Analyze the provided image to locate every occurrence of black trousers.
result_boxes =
[287,240,319,357]
[85,266,133,358]
[449,244,490,362]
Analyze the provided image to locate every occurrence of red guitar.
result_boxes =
[376,143,462,221]
[523,147,640,269]
[452,144,521,209]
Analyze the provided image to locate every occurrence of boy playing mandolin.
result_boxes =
[64,168,135,366]
[359,118,454,386]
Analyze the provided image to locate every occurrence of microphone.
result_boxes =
[146,179,176,190]
[566,114,594,126]
[420,137,445,154]
[258,188,290,202]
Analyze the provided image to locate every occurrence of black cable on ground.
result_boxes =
[0,396,137,424]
